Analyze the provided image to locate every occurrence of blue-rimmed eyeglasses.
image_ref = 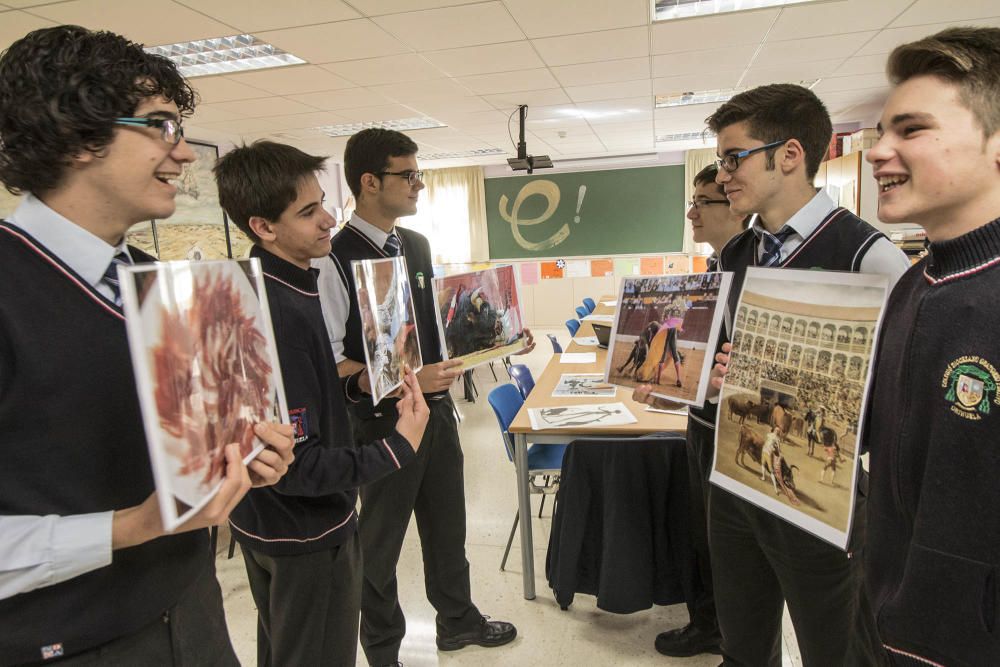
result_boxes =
[688,199,729,210]
[378,170,424,186]
[114,117,184,145]
[716,139,788,173]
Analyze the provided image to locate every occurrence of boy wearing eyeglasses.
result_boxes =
[860,27,1000,665]
[705,85,909,666]
[0,26,295,665]
[653,163,749,658]
[315,128,520,666]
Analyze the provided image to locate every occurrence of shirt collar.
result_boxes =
[10,193,129,287]
[348,212,395,249]
[251,245,319,294]
[754,188,836,240]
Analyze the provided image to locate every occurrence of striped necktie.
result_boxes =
[101,250,131,306]
[383,233,401,257]
[758,226,796,267]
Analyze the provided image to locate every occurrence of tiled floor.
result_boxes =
[216,327,802,666]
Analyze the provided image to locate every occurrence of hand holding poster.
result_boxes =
[353,256,423,404]
[709,268,889,548]
[432,264,527,369]
[605,272,732,406]
[120,259,288,531]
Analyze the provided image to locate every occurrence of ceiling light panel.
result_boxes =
[420,148,507,160]
[311,117,448,138]
[653,0,821,22]
[146,34,305,78]
[655,80,818,107]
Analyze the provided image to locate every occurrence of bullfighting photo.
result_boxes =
[120,258,288,531]
[432,264,527,369]
[353,256,424,405]
[710,268,890,549]
[605,272,731,405]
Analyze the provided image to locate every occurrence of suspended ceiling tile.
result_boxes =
[228,65,356,96]
[191,76,273,104]
[256,20,409,64]
[372,2,525,51]
[174,0,360,33]
[422,41,544,77]
[287,88,395,111]
[532,26,649,66]
[457,68,560,95]
[565,79,652,104]
[753,31,878,68]
[322,55,447,86]
[650,9,779,55]
[503,0,649,39]
[552,57,649,88]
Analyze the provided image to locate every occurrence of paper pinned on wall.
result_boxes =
[640,256,664,275]
[590,259,614,277]
[614,258,639,276]
[564,260,590,278]
[519,262,539,285]
[540,261,564,279]
[692,256,709,273]
[664,255,690,274]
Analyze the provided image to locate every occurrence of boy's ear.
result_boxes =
[779,139,806,175]
[359,172,381,197]
[249,215,276,241]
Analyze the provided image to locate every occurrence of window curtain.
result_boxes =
[400,166,488,265]
[684,148,718,255]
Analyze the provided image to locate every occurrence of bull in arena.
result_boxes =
[727,395,757,424]
[442,286,504,358]
[749,402,772,424]
[770,405,793,441]
[735,425,764,468]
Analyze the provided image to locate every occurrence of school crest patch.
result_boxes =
[941,356,1000,420]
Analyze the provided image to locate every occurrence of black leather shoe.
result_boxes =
[654,623,722,657]
[436,616,517,651]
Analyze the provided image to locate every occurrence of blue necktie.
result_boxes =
[383,233,401,257]
[101,250,131,306]
[759,226,796,267]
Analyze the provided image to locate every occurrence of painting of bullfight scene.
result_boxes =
[605,272,732,405]
[353,256,423,405]
[432,264,527,369]
[710,268,890,548]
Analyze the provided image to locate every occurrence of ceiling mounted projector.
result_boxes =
[508,105,552,174]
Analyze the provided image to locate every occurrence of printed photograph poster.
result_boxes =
[353,256,424,405]
[606,272,732,406]
[552,373,617,398]
[120,259,288,531]
[710,268,889,549]
[432,264,527,370]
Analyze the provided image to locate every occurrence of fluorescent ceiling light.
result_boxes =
[655,80,819,108]
[420,148,506,160]
[555,108,642,120]
[653,0,821,22]
[656,131,716,142]
[145,34,304,78]
[311,117,447,138]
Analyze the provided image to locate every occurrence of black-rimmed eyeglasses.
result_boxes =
[114,117,184,145]
[688,199,729,210]
[378,170,424,186]
[716,139,788,173]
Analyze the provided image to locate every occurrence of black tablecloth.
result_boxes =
[545,434,697,614]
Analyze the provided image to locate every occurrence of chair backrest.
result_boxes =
[487,383,523,461]
[546,334,563,354]
[565,319,580,337]
[575,305,588,319]
[582,297,596,313]
[507,364,535,399]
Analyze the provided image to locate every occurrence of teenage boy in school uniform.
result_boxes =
[861,27,1000,666]
[640,83,910,666]
[316,128,521,666]
[214,140,429,667]
[654,163,750,658]
[0,26,294,665]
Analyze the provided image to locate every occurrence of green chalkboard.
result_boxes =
[485,164,685,259]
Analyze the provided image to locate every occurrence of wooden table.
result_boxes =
[508,297,687,599]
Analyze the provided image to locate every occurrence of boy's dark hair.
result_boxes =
[0,25,196,196]
[343,128,419,198]
[692,163,751,229]
[705,83,832,180]
[213,141,327,244]
[887,26,1000,138]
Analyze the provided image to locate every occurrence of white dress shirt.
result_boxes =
[0,194,133,600]
[314,213,394,364]
[751,190,911,290]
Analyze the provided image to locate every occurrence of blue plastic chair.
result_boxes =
[582,297,596,313]
[488,384,567,571]
[507,364,535,399]
[565,319,580,337]
[575,306,588,319]
[547,334,563,354]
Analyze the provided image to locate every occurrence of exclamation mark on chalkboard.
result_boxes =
[574,185,587,223]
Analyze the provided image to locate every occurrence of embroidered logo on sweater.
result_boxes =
[289,407,309,443]
[942,356,1000,420]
